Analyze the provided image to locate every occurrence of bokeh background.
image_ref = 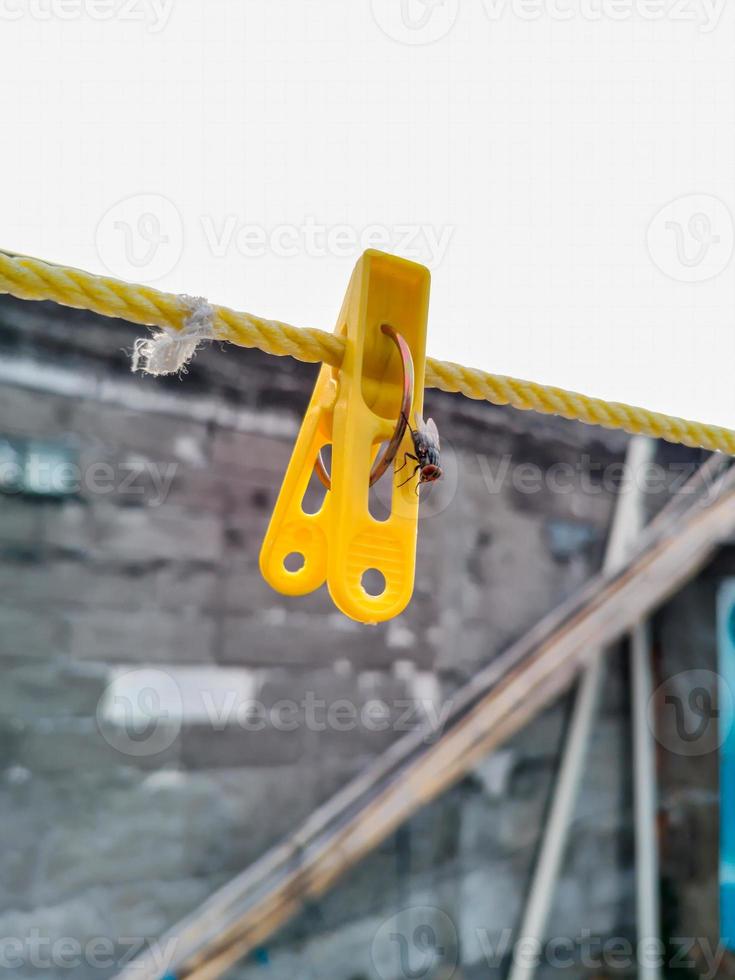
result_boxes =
[0,294,727,978]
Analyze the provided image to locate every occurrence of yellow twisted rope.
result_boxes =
[1,250,732,455]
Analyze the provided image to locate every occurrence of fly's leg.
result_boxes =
[397,464,420,489]
[395,452,418,476]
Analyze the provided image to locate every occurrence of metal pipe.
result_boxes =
[631,616,662,979]
[509,437,654,980]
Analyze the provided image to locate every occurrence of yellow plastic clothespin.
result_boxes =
[259,250,430,624]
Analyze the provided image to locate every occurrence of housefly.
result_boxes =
[396,412,442,491]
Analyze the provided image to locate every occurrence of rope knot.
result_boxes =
[131,295,216,376]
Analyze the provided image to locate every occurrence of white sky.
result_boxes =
[1,0,733,427]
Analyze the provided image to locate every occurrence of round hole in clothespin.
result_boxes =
[361,568,386,597]
[283,552,305,573]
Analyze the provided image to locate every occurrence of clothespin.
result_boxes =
[259,250,430,624]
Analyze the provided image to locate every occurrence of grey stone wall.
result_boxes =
[0,294,715,979]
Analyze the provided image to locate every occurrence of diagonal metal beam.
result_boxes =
[116,457,735,980]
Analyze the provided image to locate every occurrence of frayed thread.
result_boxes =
[131,295,216,376]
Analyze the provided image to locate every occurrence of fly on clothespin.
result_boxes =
[259,250,432,624]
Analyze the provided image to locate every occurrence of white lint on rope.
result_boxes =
[131,295,217,376]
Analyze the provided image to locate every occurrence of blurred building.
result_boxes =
[0,295,724,978]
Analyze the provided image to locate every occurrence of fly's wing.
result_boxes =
[412,413,440,456]
[424,417,441,451]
